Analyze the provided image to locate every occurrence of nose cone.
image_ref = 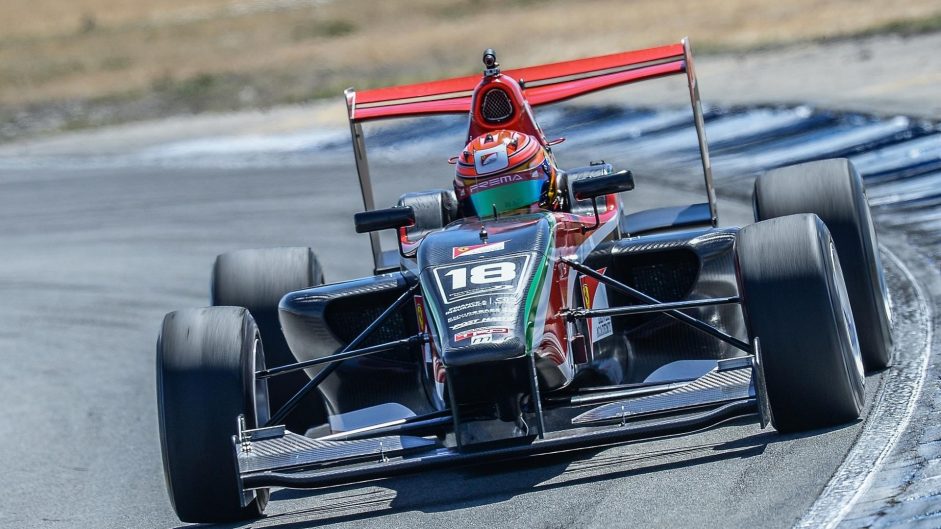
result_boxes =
[428,251,537,366]
[416,213,553,368]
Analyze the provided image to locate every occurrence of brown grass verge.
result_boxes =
[1,0,939,139]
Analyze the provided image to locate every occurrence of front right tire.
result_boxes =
[736,214,865,433]
[754,158,892,370]
[157,307,269,523]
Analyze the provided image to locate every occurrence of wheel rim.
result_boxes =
[875,248,893,327]
[864,197,893,328]
[252,335,270,427]
[830,240,865,382]
[247,333,271,510]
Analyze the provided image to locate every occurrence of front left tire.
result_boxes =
[212,247,326,432]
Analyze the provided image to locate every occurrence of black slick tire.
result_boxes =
[736,214,865,433]
[156,307,269,523]
[753,158,892,370]
[212,247,326,432]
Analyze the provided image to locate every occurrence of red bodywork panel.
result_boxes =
[537,201,620,368]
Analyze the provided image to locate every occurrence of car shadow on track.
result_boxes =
[173,417,862,529]
[171,418,857,529]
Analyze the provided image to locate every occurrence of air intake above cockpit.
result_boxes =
[481,88,513,123]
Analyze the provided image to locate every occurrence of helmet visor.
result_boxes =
[464,167,549,217]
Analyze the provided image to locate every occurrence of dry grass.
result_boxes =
[1,0,940,110]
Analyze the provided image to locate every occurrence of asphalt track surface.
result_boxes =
[0,106,937,529]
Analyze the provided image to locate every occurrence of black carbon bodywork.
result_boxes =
[279,273,437,417]
[580,227,746,384]
[621,202,714,235]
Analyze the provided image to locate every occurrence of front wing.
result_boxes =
[234,356,767,494]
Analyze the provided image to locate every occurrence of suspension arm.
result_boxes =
[265,280,421,427]
[256,334,429,379]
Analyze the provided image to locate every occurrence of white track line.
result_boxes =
[794,246,934,529]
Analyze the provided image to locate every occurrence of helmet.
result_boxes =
[454,130,558,217]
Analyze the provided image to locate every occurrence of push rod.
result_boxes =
[563,296,740,320]
[560,257,751,353]
[257,334,428,379]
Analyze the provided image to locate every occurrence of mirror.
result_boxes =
[354,206,415,234]
[571,169,634,201]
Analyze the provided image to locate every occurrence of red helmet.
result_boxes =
[454,130,558,217]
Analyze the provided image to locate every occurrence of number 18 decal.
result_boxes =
[433,255,529,303]
[443,261,517,289]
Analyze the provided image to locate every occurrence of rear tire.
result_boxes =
[736,214,865,433]
[212,247,326,432]
[156,307,269,523]
[754,158,892,370]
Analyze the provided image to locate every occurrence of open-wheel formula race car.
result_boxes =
[156,39,893,523]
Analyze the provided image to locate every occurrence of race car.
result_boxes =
[156,39,893,523]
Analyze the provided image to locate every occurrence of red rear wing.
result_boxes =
[348,42,688,122]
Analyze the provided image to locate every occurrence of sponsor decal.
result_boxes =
[473,143,509,174]
[445,299,488,315]
[469,173,523,193]
[467,170,543,195]
[452,240,506,259]
[449,284,515,302]
[454,327,509,343]
[451,316,515,331]
[414,295,433,363]
[414,295,427,331]
[447,307,502,323]
[580,268,614,343]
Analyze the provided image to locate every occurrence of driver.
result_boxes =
[454,130,560,218]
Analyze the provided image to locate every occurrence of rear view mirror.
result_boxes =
[354,206,415,233]
[572,170,634,201]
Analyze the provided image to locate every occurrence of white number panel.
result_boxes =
[432,254,531,304]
